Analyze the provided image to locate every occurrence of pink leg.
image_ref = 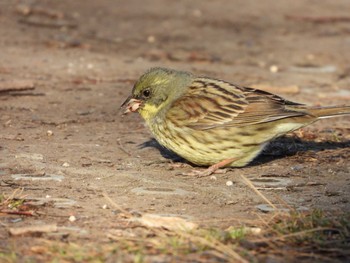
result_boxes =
[182,158,237,178]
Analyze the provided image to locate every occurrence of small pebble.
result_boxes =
[291,164,304,171]
[11,218,23,223]
[102,204,108,209]
[226,180,233,186]
[62,162,70,167]
[69,215,76,222]
[306,54,315,60]
[269,65,279,73]
[210,175,217,180]
[45,195,51,198]
[250,227,262,235]
[47,130,54,136]
[192,9,202,17]
[147,35,156,43]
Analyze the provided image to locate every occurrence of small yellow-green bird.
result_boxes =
[121,67,350,177]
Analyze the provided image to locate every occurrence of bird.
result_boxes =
[121,67,350,177]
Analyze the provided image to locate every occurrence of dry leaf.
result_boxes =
[133,214,197,231]
[9,224,57,236]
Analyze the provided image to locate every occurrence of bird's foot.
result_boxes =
[168,162,191,169]
[179,158,237,178]
[181,168,228,177]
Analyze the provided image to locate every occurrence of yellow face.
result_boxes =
[121,67,193,121]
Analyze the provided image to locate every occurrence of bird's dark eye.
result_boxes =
[142,89,151,98]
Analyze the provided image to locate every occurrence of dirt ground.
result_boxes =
[1,0,350,262]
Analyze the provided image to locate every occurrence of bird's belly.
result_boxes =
[149,122,268,167]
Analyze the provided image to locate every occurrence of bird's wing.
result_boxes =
[166,78,307,130]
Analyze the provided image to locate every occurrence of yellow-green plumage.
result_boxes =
[122,67,350,168]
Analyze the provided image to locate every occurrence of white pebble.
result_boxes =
[210,175,217,180]
[102,204,108,209]
[69,215,76,222]
[47,130,54,136]
[62,162,70,167]
[269,65,279,73]
[250,227,262,235]
[226,180,234,186]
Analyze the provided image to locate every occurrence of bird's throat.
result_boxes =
[139,103,162,121]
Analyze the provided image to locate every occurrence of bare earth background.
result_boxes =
[0,0,350,262]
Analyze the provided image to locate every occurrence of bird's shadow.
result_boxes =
[139,136,350,167]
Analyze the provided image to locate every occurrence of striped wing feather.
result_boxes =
[166,78,307,130]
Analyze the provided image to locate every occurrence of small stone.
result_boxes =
[249,227,262,235]
[69,215,76,222]
[147,35,156,43]
[16,4,31,15]
[102,204,108,209]
[269,65,279,73]
[62,162,70,167]
[291,164,304,171]
[192,9,202,17]
[226,180,234,186]
[47,130,54,136]
[210,175,217,180]
[306,54,315,60]
[45,195,51,198]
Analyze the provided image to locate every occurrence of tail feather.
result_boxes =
[307,105,350,119]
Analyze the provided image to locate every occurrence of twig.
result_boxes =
[117,139,132,156]
[0,87,35,93]
[102,191,133,218]
[238,173,277,210]
[0,210,35,216]
[0,80,35,93]
[18,17,77,28]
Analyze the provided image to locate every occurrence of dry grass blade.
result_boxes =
[117,139,132,156]
[238,173,277,210]
[3,188,25,203]
[252,226,334,242]
[102,191,133,218]
[173,230,249,263]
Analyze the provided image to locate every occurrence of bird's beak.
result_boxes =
[120,96,142,115]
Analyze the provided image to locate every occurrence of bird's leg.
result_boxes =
[181,158,237,178]
[168,162,192,169]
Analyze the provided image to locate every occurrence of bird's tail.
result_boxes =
[307,105,350,119]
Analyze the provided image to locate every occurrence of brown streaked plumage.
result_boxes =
[121,67,350,176]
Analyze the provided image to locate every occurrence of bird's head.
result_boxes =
[121,67,192,121]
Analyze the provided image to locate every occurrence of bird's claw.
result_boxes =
[179,168,228,178]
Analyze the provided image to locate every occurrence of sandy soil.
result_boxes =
[1,0,349,261]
